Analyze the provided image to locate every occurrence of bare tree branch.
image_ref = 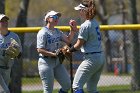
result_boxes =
[0,0,5,14]
[9,0,30,93]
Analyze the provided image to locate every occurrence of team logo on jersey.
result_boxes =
[0,39,4,47]
[0,39,3,44]
[47,36,60,44]
[47,34,51,38]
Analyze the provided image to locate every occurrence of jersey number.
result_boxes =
[95,27,101,41]
[55,42,59,49]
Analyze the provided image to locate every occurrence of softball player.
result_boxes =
[67,1,105,93]
[0,14,22,93]
[37,10,77,93]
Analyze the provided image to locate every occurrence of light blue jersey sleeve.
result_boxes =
[78,25,89,41]
[37,28,47,49]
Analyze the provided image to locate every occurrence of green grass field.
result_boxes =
[22,74,140,93]
[22,85,140,93]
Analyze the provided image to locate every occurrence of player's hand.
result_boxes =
[69,19,78,32]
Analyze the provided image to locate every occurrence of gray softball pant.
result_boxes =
[38,57,71,93]
[0,68,11,93]
[73,53,105,93]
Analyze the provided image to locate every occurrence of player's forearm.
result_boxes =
[37,48,56,57]
[67,31,75,44]
[69,39,85,52]
[74,39,84,49]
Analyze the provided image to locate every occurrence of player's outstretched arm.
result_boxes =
[62,20,78,45]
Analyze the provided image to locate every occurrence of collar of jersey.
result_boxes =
[44,26,49,30]
[3,31,10,37]
[44,26,57,32]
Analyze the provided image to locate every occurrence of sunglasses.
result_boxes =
[49,15,59,20]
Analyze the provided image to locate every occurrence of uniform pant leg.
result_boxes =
[86,53,105,93]
[72,60,93,90]
[3,68,11,86]
[73,54,104,91]
[86,65,104,93]
[38,62,54,93]
[54,64,71,92]
[0,69,10,93]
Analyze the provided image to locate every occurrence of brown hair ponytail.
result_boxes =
[83,0,96,20]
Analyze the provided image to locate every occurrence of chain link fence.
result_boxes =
[20,28,140,93]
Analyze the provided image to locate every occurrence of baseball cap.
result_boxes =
[0,14,9,21]
[44,10,61,21]
[74,3,88,10]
